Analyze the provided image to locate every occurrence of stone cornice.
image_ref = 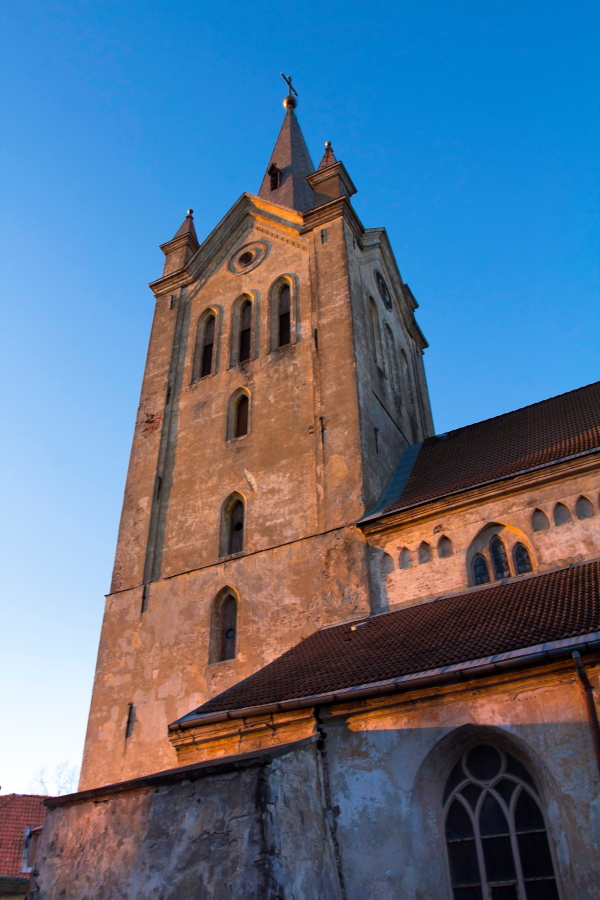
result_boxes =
[361,449,600,535]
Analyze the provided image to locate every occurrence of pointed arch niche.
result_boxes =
[209,587,239,663]
[226,388,251,441]
[269,275,299,351]
[219,491,246,557]
[467,523,535,587]
[230,292,259,367]
[192,306,222,381]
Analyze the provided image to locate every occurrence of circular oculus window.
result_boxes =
[375,270,393,310]
[228,241,269,275]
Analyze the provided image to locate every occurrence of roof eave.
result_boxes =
[169,628,600,732]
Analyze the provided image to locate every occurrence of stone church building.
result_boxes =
[32,90,600,899]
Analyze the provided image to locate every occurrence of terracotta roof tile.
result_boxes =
[176,561,600,722]
[368,381,600,518]
[0,795,46,877]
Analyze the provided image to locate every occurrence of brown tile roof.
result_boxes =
[0,795,46,877]
[173,560,600,725]
[364,381,600,519]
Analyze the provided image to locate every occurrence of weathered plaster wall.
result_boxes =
[81,195,432,790]
[80,526,370,789]
[368,467,600,610]
[324,659,600,900]
[33,741,343,900]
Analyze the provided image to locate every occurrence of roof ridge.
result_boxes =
[437,380,600,441]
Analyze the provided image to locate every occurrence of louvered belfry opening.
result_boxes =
[278,284,291,347]
[239,301,252,362]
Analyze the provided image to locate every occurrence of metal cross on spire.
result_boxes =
[280,72,298,97]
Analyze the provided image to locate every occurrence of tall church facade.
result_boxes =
[33,93,600,900]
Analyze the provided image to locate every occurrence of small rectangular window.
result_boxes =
[321,228,328,243]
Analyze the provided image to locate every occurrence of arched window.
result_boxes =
[418,541,432,564]
[399,547,412,569]
[201,315,216,377]
[532,508,550,532]
[219,593,237,661]
[473,554,490,585]
[444,744,559,899]
[235,395,249,437]
[229,500,244,554]
[369,298,380,363]
[278,283,291,347]
[575,495,594,520]
[438,536,454,558]
[514,543,532,575]
[384,324,400,394]
[226,390,251,441]
[239,301,252,363]
[269,163,280,191]
[490,536,510,580]
[553,503,571,526]
[210,589,238,663]
[220,494,246,556]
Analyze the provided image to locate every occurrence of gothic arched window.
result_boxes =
[438,535,454,558]
[418,541,432,564]
[201,315,216,378]
[553,503,571,526]
[235,395,249,438]
[369,298,381,364]
[490,536,510,580]
[532,508,550,532]
[229,500,244,554]
[278,284,291,347]
[444,744,559,899]
[218,593,237,661]
[514,543,532,575]
[399,547,412,569]
[239,301,252,363]
[473,554,490,585]
[575,495,594,520]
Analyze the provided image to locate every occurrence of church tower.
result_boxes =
[79,86,434,789]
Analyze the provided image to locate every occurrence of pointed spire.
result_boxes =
[258,97,315,212]
[160,209,199,277]
[306,141,357,209]
[174,209,198,241]
[317,141,337,170]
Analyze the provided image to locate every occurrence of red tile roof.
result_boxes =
[174,560,600,725]
[366,381,600,519]
[0,795,46,878]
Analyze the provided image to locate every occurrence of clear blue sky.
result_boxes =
[1,0,598,793]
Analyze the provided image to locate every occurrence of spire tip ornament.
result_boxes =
[281,72,298,109]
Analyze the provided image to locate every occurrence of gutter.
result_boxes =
[170,630,600,732]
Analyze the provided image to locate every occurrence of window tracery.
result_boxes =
[444,744,559,899]
[490,536,510,580]
[513,543,532,575]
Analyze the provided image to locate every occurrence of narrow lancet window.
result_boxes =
[239,301,252,362]
[514,542,532,575]
[532,508,550,532]
[278,284,291,347]
[553,502,571,526]
[235,395,249,438]
[219,594,237,661]
[473,554,490,585]
[490,536,510,580]
[229,500,244,554]
[201,315,216,377]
